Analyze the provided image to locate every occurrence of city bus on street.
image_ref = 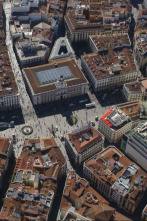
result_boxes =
[85,102,95,108]
[79,99,89,104]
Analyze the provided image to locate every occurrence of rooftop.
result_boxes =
[0,137,10,175]
[59,171,116,221]
[0,137,10,154]
[12,0,39,8]
[0,41,19,96]
[85,146,147,198]
[0,196,50,220]
[66,124,104,154]
[100,101,141,130]
[90,33,131,52]
[135,9,147,37]
[49,37,74,60]
[65,1,131,33]
[0,137,66,220]
[125,121,147,149]
[15,38,48,62]
[24,58,88,94]
[117,101,141,118]
[32,22,54,44]
[13,137,66,180]
[82,47,136,80]
[100,107,129,130]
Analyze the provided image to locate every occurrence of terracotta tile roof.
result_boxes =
[66,125,104,153]
[82,47,136,81]
[118,101,141,118]
[0,137,9,153]
[84,146,147,207]
[59,171,121,221]
[24,58,88,94]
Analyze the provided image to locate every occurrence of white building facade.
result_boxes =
[65,125,104,165]
[81,56,138,92]
[0,92,20,111]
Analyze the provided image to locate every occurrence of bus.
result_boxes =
[79,99,89,104]
[85,102,95,108]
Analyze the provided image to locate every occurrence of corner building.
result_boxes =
[65,124,104,165]
[83,146,147,214]
[23,58,89,105]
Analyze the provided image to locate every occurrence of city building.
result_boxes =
[11,0,39,15]
[49,37,74,60]
[0,137,66,220]
[15,37,49,67]
[120,121,147,171]
[0,137,13,188]
[82,34,137,91]
[57,171,132,221]
[23,58,89,105]
[65,1,132,42]
[32,22,54,47]
[83,146,147,214]
[123,78,147,101]
[98,101,141,143]
[11,11,48,25]
[89,33,131,53]
[0,43,20,111]
[10,20,31,40]
[65,124,104,165]
[134,9,147,72]
[0,0,5,39]
[0,3,20,111]
[142,205,147,221]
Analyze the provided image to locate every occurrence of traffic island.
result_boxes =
[21,126,33,135]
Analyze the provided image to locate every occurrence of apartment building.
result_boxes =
[83,146,147,214]
[82,34,137,92]
[10,21,31,40]
[0,138,13,189]
[65,124,104,165]
[15,38,49,67]
[65,1,131,42]
[0,44,20,111]
[121,121,147,171]
[23,58,89,105]
[98,101,141,143]
[89,33,131,53]
[134,9,147,72]
[0,4,20,111]
[57,171,132,221]
[11,0,39,15]
[32,22,54,46]
[123,78,147,102]
[0,137,66,220]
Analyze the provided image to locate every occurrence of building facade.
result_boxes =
[0,137,66,220]
[122,121,147,171]
[81,34,137,91]
[98,107,132,143]
[83,146,147,214]
[65,124,104,165]
[123,79,147,102]
[23,58,89,105]
[15,38,49,67]
[65,1,131,42]
[0,138,13,189]
[98,102,141,143]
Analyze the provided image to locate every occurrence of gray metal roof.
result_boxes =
[49,37,74,60]
[36,66,73,85]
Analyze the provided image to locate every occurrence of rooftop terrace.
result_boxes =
[66,124,104,153]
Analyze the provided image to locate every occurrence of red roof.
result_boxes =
[100,109,113,127]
